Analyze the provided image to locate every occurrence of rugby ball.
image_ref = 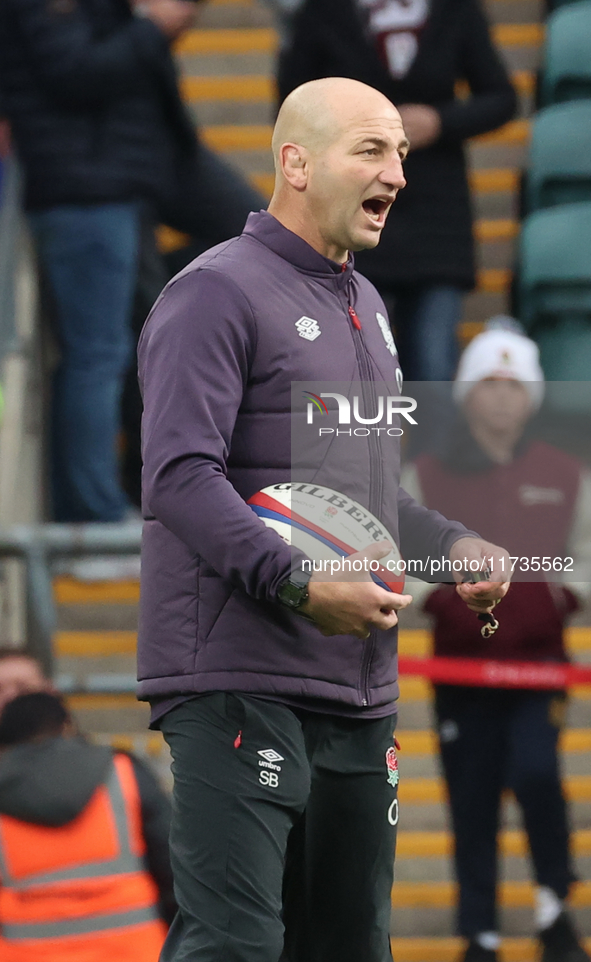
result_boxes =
[247,482,405,594]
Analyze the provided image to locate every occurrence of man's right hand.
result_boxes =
[136,0,197,40]
[300,541,413,639]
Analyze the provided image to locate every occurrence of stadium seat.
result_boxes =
[535,318,591,412]
[520,201,591,326]
[541,1,591,104]
[527,102,591,210]
[519,202,591,405]
[546,0,591,8]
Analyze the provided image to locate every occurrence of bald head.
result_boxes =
[268,77,408,263]
[272,77,402,169]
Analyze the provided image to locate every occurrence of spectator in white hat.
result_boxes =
[402,321,591,962]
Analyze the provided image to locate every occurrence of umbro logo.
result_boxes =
[257,749,284,763]
[295,316,321,341]
[258,748,283,786]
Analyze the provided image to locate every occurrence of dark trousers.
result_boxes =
[435,686,575,937]
[159,693,399,962]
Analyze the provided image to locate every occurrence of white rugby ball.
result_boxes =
[248,482,405,594]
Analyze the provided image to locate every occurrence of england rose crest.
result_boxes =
[385,746,399,788]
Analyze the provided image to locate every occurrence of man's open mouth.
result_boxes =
[362,197,391,224]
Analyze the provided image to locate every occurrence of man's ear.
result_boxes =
[280,143,309,191]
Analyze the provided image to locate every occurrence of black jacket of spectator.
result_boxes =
[278,0,517,289]
[0,0,197,211]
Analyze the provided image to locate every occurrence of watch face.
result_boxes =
[278,580,308,608]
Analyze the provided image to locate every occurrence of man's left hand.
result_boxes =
[450,537,511,613]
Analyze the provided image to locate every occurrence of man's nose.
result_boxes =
[380,155,406,190]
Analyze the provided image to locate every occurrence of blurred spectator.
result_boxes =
[402,325,591,962]
[276,0,517,380]
[0,0,262,528]
[0,691,175,960]
[0,647,53,716]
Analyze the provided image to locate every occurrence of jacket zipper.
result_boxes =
[345,292,383,707]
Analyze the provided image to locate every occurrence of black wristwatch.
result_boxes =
[277,568,312,610]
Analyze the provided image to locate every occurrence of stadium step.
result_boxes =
[175,23,543,57]
[197,0,273,30]
[397,830,591,859]
[198,120,531,153]
[397,728,591,754]
[389,937,591,962]
[391,880,591,909]
[54,624,591,658]
[53,576,140,604]
[182,72,535,103]
[398,776,591,806]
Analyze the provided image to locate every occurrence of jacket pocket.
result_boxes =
[198,562,236,643]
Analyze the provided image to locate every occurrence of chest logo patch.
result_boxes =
[519,485,565,507]
[295,316,321,341]
[376,312,397,356]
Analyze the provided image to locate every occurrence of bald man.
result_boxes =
[138,78,508,962]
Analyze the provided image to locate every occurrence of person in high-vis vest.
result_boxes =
[0,691,175,961]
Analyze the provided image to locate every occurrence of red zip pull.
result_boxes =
[234,730,242,748]
[348,305,362,330]
[394,737,401,752]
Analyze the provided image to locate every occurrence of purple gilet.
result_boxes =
[137,212,472,718]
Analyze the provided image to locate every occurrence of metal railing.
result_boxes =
[0,523,142,677]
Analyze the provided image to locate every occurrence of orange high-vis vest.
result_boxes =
[0,753,168,962]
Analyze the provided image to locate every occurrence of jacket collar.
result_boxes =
[243,211,355,290]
